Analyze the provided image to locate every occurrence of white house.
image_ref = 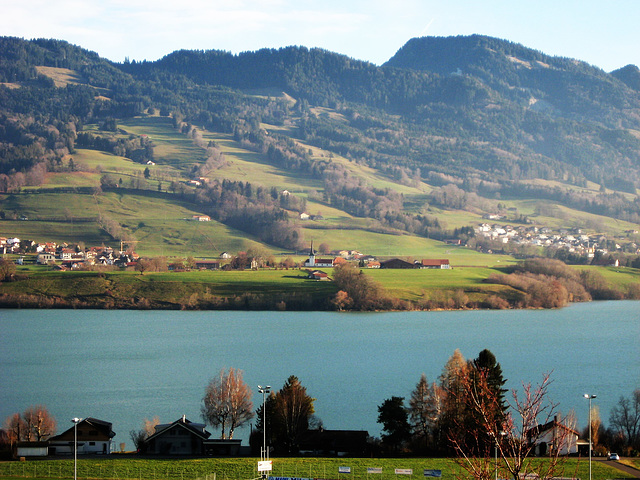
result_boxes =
[528,417,579,456]
[49,418,115,455]
[37,253,56,265]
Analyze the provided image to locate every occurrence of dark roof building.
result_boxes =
[145,416,211,455]
[298,429,369,456]
[380,258,415,269]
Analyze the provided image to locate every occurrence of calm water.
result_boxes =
[1,302,638,450]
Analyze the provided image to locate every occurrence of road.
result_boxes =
[596,458,640,478]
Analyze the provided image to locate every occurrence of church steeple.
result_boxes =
[307,241,315,267]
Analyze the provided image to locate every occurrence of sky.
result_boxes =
[1,0,639,73]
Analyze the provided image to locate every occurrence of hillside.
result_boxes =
[0,35,639,268]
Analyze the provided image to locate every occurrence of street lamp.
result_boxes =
[257,385,271,462]
[583,394,597,480]
[71,417,81,480]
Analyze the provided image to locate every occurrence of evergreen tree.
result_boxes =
[377,396,411,453]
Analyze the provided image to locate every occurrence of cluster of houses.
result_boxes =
[13,416,369,458]
[303,243,450,276]
[0,237,139,270]
[475,223,640,257]
[12,414,589,458]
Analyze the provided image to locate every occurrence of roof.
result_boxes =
[380,258,415,268]
[298,429,369,454]
[420,259,450,266]
[145,416,211,443]
[527,419,580,440]
[50,417,115,441]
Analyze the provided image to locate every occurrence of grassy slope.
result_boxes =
[2,112,638,266]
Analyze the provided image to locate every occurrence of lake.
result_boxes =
[1,301,638,451]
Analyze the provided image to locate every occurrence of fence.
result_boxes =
[0,462,228,480]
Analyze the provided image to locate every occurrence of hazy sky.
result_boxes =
[1,0,638,72]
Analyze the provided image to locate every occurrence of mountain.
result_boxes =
[611,64,640,91]
[385,35,640,130]
[0,35,639,259]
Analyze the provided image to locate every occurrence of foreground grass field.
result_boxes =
[0,457,632,480]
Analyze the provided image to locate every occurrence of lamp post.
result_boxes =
[71,417,81,480]
[583,394,597,480]
[257,385,271,462]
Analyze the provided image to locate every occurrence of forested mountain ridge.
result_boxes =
[385,35,640,129]
[1,35,640,258]
[119,36,640,192]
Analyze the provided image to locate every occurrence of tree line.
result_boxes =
[376,348,640,465]
[4,359,639,460]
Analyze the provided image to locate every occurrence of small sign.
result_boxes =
[367,468,383,474]
[424,470,442,477]
[258,461,273,472]
[395,469,413,475]
[339,467,352,474]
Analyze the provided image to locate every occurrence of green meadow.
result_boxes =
[0,456,631,480]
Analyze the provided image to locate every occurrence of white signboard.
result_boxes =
[367,468,383,474]
[258,461,273,472]
[395,469,413,475]
[339,467,352,474]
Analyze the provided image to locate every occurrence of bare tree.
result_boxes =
[451,371,574,480]
[202,367,254,439]
[609,388,640,450]
[22,405,56,441]
[130,416,159,452]
[409,373,437,451]
[3,413,26,448]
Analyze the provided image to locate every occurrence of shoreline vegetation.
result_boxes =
[1,258,639,311]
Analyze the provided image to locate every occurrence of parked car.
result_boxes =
[608,453,620,460]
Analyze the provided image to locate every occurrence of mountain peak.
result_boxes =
[611,64,640,91]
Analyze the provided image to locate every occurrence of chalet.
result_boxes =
[380,258,415,269]
[220,252,231,259]
[192,215,211,222]
[308,270,329,280]
[366,261,381,268]
[298,429,369,457]
[299,212,310,220]
[49,418,115,455]
[417,259,451,269]
[194,260,220,270]
[527,416,579,456]
[144,416,215,456]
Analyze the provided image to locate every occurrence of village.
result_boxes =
[2,215,639,272]
[474,221,640,259]
[0,234,452,274]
